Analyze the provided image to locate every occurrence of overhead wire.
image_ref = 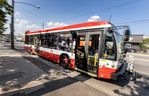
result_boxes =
[60,0,141,21]
[115,19,149,24]
[15,0,141,22]
[15,0,144,25]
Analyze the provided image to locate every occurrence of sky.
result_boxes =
[6,0,149,35]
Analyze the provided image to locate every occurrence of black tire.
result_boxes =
[60,55,70,68]
[30,48,34,55]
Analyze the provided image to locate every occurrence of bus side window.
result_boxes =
[28,35,34,45]
[41,34,48,47]
[25,36,29,44]
[34,35,39,45]
[42,33,58,49]
[102,32,116,60]
[52,33,59,48]
[58,32,73,52]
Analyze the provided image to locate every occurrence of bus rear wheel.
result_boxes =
[60,55,70,69]
[30,48,34,55]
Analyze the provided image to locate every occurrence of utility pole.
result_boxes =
[11,0,15,49]
[10,1,40,49]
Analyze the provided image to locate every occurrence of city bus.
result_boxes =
[24,21,133,80]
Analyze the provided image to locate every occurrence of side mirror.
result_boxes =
[122,27,131,54]
[123,28,131,41]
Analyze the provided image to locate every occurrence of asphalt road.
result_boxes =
[127,53,149,75]
[1,41,149,96]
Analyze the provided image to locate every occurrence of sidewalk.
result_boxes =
[0,42,68,96]
[0,43,50,96]
[0,42,108,96]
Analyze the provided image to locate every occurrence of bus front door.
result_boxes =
[87,33,100,74]
[75,32,101,75]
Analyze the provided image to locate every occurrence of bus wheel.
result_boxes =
[30,49,34,55]
[60,55,69,69]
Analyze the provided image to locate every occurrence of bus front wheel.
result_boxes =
[60,55,70,68]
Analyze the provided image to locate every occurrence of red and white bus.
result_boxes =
[24,21,133,79]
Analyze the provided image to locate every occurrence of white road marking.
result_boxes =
[127,53,149,57]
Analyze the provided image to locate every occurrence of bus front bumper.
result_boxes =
[111,63,128,80]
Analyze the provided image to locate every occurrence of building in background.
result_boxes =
[126,34,144,52]
[1,33,11,42]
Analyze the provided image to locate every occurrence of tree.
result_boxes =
[143,38,149,44]
[140,38,149,53]
[0,0,12,35]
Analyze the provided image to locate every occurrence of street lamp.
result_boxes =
[15,2,40,9]
[10,0,40,49]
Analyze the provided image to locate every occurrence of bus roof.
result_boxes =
[25,21,112,35]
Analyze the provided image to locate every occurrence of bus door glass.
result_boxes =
[75,33,87,71]
[87,33,100,74]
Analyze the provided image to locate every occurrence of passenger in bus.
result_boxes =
[103,45,109,58]
[60,38,68,51]
[103,45,115,59]
[89,46,95,56]
[94,50,99,66]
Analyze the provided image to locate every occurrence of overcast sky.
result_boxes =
[6,0,149,35]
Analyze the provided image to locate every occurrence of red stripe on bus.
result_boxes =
[26,21,110,35]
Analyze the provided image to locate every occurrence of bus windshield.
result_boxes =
[101,31,116,60]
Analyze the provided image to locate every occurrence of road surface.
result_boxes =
[127,53,149,75]
[1,41,149,96]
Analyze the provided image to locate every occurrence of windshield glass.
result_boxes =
[101,31,116,60]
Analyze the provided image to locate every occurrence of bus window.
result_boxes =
[25,35,29,44]
[29,35,34,45]
[41,33,59,49]
[58,32,73,52]
[102,32,116,60]
[34,35,40,45]
[41,34,48,47]
[78,35,86,47]
[88,34,99,56]
[48,33,58,48]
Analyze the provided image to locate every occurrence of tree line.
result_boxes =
[0,0,12,35]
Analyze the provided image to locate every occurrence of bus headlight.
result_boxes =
[111,64,115,68]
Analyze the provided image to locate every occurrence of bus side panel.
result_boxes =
[39,47,75,69]
[48,52,53,60]
[39,50,46,58]
[53,54,60,63]
[98,67,116,79]
[39,49,60,63]
[40,50,51,60]
[70,58,75,69]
